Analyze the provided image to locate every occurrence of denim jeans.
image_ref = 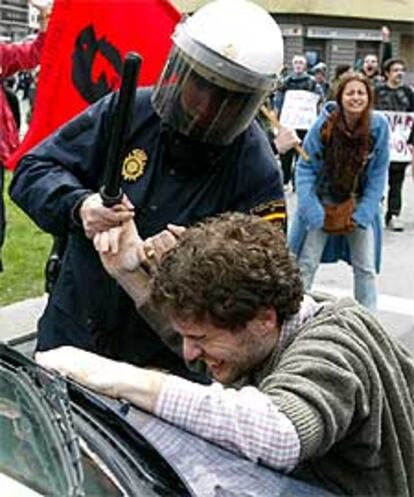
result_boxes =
[298,225,377,311]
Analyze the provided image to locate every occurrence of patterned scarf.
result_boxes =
[322,110,371,201]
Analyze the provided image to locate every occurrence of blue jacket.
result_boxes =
[288,102,390,272]
[10,88,284,370]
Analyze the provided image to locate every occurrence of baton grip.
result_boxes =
[102,52,142,207]
[99,185,123,208]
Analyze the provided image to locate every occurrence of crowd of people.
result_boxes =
[2,0,414,495]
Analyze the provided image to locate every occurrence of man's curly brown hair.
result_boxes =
[150,213,304,329]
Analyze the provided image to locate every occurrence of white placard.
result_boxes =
[279,90,320,130]
[382,111,414,163]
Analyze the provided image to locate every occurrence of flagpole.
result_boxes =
[100,52,142,207]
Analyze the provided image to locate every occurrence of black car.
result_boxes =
[0,343,335,497]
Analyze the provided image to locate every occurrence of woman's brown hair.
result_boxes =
[320,72,373,200]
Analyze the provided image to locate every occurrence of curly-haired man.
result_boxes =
[37,213,414,496]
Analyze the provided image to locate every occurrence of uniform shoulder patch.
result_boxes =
[250,199,287,226]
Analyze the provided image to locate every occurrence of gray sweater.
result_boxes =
[251,298,414,496]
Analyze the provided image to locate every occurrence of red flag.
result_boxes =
[7,0,180,169]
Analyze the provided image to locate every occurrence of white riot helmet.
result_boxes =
[152,0,284,145]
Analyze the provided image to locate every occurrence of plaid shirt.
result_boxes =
[155,295,320,472]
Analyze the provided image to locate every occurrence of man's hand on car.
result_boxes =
[36,346,165,412]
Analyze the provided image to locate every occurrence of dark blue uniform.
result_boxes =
[10,88,285,374]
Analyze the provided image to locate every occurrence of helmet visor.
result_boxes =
[152,45,269,145]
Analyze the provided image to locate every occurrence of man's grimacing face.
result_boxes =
[172,310,278,385]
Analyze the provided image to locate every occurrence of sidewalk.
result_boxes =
[0,294,47,344]
[0,95,43,346]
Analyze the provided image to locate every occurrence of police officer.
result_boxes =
[10,0,286,376]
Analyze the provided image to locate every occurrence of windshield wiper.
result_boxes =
[33,366,85,496]
[0,358,85,496]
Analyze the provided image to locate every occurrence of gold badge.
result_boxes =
[121,149,147,182]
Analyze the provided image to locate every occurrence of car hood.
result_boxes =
[0,343,336,497]
[100,395,336,497]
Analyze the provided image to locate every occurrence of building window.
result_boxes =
[304,39,327,68]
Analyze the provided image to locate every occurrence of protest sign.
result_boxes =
[382,111,414,163]
[279,90,320,130]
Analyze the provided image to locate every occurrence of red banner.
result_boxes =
[7,0,180,169]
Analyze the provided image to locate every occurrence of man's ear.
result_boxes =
[250,307,278,337]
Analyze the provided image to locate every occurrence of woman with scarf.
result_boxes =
[288,72,390,311]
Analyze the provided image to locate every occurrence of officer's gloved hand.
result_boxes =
[79,193,135,239]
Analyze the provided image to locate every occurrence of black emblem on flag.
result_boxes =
[72,25,123,104]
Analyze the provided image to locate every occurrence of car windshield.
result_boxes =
[0,365,69,495]
[0,356,174,497]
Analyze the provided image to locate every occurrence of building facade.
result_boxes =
[174,0,414,80]
[0,0,32,41]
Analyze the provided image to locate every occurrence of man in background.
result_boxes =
[375,57,414,231]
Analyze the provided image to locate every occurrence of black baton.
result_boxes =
[100,52,142,207]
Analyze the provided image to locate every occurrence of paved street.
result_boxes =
[0,294,46,345]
